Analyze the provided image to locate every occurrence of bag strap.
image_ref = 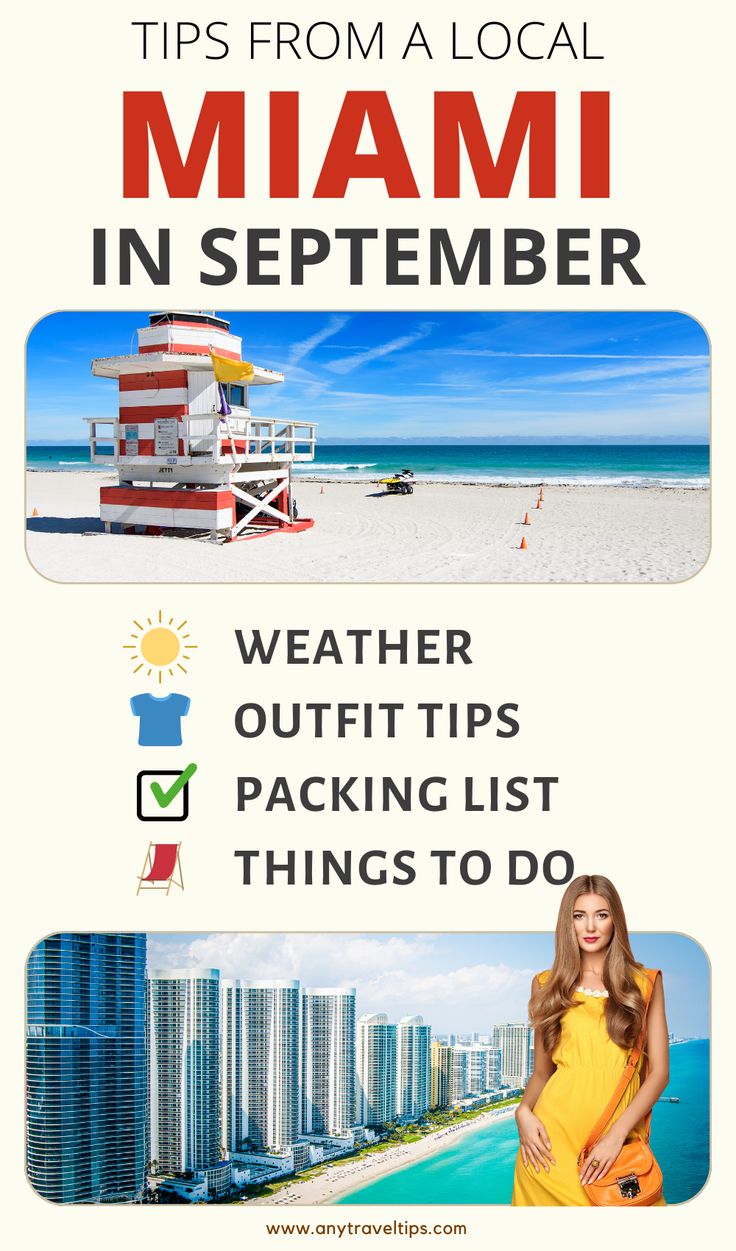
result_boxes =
[579,969,659,1160]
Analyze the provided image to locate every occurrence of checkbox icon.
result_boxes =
[136,763,197,822]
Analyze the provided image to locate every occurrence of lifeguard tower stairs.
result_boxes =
[86,312,316,541]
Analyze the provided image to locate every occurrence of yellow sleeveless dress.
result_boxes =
[511,968,664,1206]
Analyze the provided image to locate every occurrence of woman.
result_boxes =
[512,874,669,1205]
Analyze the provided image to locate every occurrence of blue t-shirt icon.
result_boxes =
[130,693,191,747]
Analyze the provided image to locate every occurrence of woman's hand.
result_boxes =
[516,1105,556,1173]
[579,1126,627,1185]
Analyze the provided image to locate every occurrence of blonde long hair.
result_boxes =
[530,874,646,1055]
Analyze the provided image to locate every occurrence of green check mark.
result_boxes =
[150,763,198,809]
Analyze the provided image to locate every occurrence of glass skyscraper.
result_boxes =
[26,932,148,1203]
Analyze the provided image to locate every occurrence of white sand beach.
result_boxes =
[244,1107,515,1207]
[25,472,710,584]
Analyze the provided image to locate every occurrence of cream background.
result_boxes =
[3,0,732,1243]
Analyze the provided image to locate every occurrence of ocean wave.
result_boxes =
[295,471,709,489]
[27,462,110,472]
[308,462,379,470]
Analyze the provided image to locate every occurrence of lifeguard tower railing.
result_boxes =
[85,415,316,466]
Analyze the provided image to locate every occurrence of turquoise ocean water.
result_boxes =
[27,443,709,487]
[337,1039,709,1207]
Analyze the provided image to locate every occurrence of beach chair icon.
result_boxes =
[137,842,184,895]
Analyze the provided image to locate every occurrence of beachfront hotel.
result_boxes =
[302,988,357,1136]
[242,980,300,1151]
[147,968,222,1175]
[396,1015,432,1120]
[466,1044,502,1095]
[492,1024,533,1086]
[356,1013,398,1126]
[430,1041,454,1109]
[450,1042,470,1103]
[26,933,148,1203]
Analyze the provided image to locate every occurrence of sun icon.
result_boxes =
[124,611,198,683]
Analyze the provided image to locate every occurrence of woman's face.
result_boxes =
[572,893,614,957]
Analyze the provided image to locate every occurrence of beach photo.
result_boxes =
[25,931,709,1206]
[25,311,710,584]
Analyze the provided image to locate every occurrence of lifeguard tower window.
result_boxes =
[227,384,246,407]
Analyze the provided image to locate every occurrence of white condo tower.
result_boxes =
[220,979,245,1154]
[396,1015,432,1120]
[356,1013,397,1127]
[147,968,221,1173]
[240,980,300,1151]
[301,988,356,1136]
[492,1023,533,1086]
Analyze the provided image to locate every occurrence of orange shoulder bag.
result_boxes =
[578,969,664,1206]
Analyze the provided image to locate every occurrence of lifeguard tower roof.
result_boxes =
[90,310,284,384]
[149,311,230,332]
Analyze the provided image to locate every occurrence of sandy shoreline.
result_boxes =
[25,472,710,583]
[244,1107,516,1207]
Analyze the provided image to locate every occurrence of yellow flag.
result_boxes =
[209,351,255,383]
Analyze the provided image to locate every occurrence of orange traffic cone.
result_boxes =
[32,507,39,517]
[536,497,542,509]
[520,535,528,550]
[522,512,530,525]
[539,486,544,500]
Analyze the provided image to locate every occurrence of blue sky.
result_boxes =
[146,932,709,1038]
[26,311,709,442]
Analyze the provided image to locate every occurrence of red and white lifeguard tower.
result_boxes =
[86,311,316,540]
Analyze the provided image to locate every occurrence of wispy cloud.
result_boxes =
[326,322,434,375]
[444,350,709,361]
[288,314,352,366]
[529,359,709,386]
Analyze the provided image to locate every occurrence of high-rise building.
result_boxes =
[147,968,221,1173]
[26,932,148,1203]
[430,1041,453,1109]
[221,979,244,1153]
[396,1015,431,1120]
[450,1044,469,1102]
[356,1014,397,1126]
[492,1023,533,1086]
[448,1043,503,1101]
[241,980,300,1150]
[488,1044,503,1089]
[302,988,356,1135]
[466,1044,502,1093]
